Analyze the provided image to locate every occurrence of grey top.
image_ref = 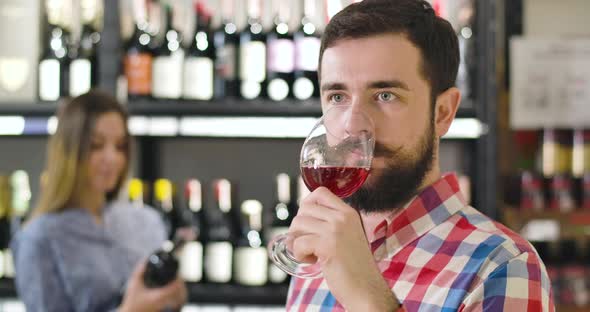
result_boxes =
[11,201,167,312]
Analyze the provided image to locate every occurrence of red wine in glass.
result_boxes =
[301,166,370,198]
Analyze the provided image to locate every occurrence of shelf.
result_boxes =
[0,99,483,139]
[126,98,322,117]
[557,305,590,312]
[187,283,288,305]
[502,206,590,240]
[0,98,478,118]
[0,278,288,305]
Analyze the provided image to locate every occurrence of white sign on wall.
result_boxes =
[510,37,590,129]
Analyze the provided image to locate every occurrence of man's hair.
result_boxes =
[319,0,460,103]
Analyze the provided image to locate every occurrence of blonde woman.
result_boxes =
[11,90,187,312]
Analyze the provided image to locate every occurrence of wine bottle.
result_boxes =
[39,0,71,101]
[128,178,145,208]
[203,179,234,283]
[179,179,204,282]
[69,0,101,96]
[143,238,185,288]
[124,0,153,99]
[267,173,293,284]
[266,0,295,102]
[213,0,240,98]
[239,0,267,100]
[182,1,215,101]
[10,171,31,237]
[0,176,10,247]
[293,0,320,101]
[234,200,268,286]
[151,3,184,99]
[153,179,175,239]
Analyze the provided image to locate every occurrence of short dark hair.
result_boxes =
[319,0,460,102]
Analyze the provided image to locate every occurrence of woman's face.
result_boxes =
[86,112,128,195]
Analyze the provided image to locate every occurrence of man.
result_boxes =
[286,0,554,311]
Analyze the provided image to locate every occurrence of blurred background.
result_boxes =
[0,0,588,311]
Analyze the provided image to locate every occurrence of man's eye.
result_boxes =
[378,92,396,101]
[330,94,344,102]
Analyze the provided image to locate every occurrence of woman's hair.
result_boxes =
[31,89,131,218]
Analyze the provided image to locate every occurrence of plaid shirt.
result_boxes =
[286,174,554,311]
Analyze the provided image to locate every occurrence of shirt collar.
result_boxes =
[369,173,468,260]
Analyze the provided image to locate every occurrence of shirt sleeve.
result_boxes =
[459,251,555,312]
[12,234,74,312]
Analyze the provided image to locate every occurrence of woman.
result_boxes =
[11,90,187,311]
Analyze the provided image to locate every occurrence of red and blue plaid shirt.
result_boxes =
[286,174,554,311]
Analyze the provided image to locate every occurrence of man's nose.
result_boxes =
[344,101,374,137]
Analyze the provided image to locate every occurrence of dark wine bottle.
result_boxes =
[39,0,71,101]
[124,0,153,99]
[69,0,100,96]
[183,1,215,101]
[239,0,267,100]
[143,238,186,288]
[203,179,234,283]
[152,3,184,99]
[266,0,295,102]
[267,173,293,284]
[213,0,240,98]
[234,200,268,286]
[293,0,320,101]
[179,179,204,282]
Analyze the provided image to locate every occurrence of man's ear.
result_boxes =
[433,87,461,138]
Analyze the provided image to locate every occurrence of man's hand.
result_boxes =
[289,187,400,311]
[119,261,187,312]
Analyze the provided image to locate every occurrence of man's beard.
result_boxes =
[345,122,435,213]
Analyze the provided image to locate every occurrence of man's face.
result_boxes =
[319,34,436,212]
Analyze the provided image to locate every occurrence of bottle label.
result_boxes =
[204,242,233,283]
[234,247,268,286]
[152,52,184,99]
[240,80,261,100]
[39,59,60,101]
[216,44,236,79]
[180,241,203,282]
[183,57,214,100]
[240,41,266,82]
[3,250,14,278]
[125,53,152,96]
[0,57,29,93]
[293,77,314,100]
[70,59,92,97]
[268,39,294,73]
[268,262,289,283]
[267,78,289,101]
[295,37,320,71]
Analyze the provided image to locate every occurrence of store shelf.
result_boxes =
[0,98,478,118]
[503,206,590,240]
[0,100,484,139]
[187,283,289,305]
[557,305,590,312]
[0,278,288,305]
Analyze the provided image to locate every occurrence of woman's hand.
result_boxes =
[119,261,187,312]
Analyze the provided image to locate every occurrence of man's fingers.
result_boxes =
[301,186,354,213]
[289,215,327,237]
[292,234,319,264]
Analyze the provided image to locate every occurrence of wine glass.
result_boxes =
[268,104,375,279]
